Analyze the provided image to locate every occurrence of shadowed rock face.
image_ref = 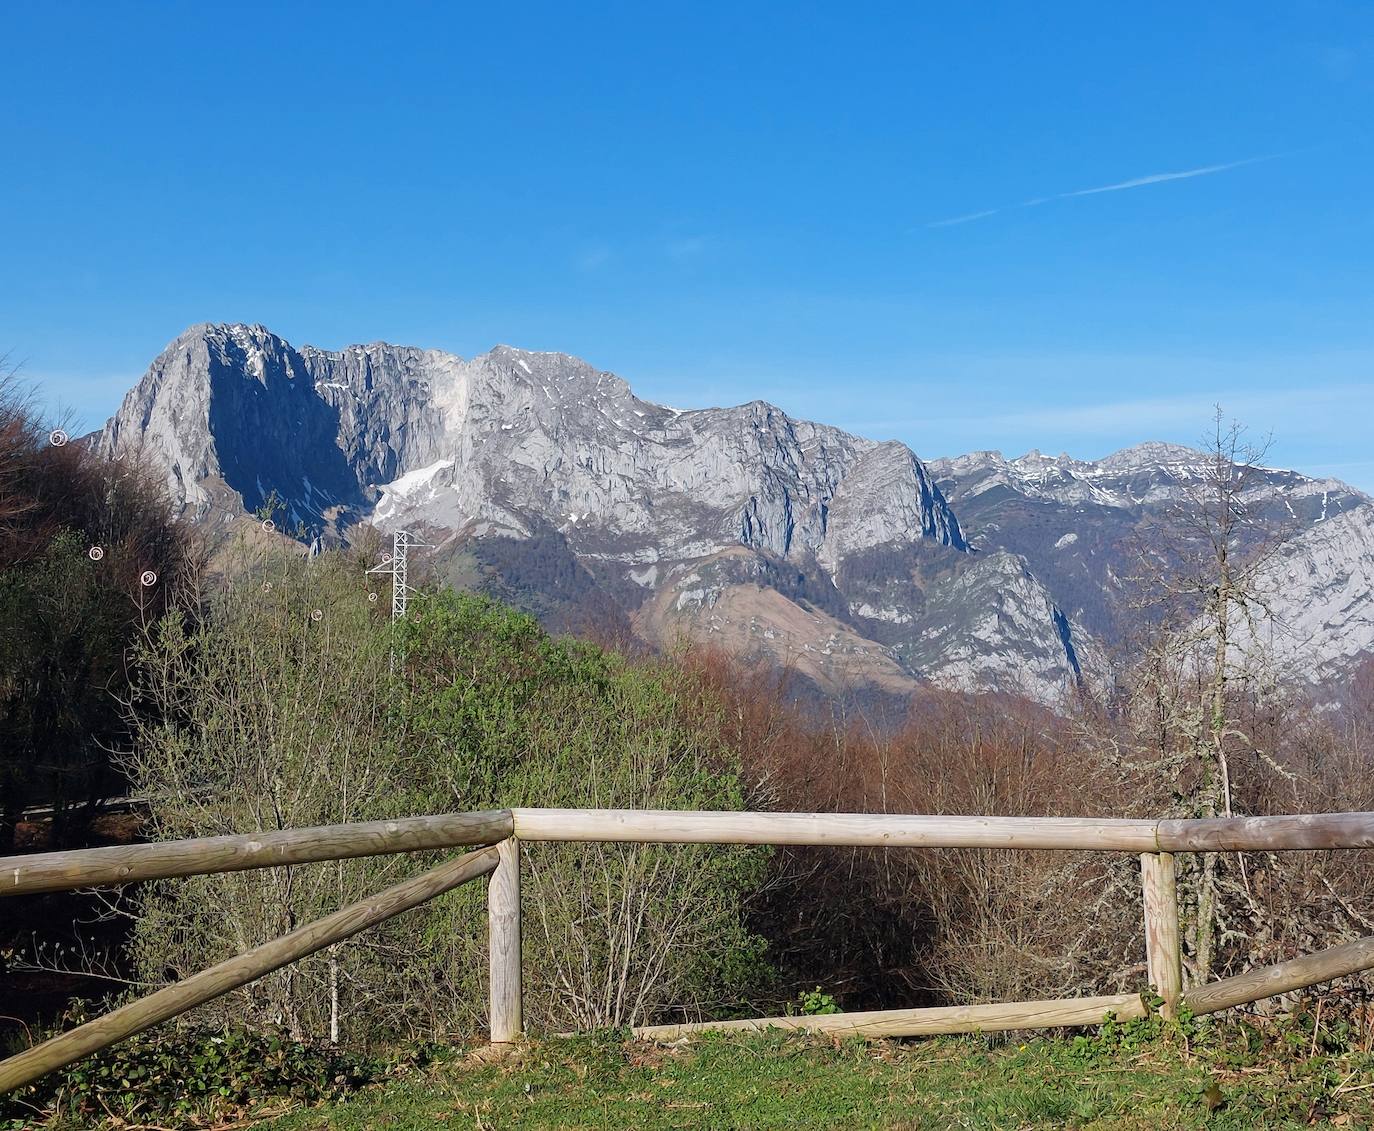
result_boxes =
[98,323,1374,706]
[98,325,971,566]
[97,324,448,532]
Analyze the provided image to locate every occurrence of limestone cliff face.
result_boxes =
[98,325,966,577]
[98,322,1374,705]
[893,551,1092,704]
[1231,505,1374,687]
[926,444,1372,681]
[818,441,965,575]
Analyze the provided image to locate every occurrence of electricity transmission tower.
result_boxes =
[367,530,429,621]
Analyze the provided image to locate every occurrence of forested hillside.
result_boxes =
[3,377,1374,1127]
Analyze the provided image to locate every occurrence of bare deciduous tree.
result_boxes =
[1125,411,1302,983]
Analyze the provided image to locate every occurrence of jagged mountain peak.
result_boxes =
[172,321,278,344]
[100,320,963,560]
[1096,440,1203,469]
[932,439,1365,515]
[474,344,641,410]
[1011,448,1069,465]
[96,321,1374,706]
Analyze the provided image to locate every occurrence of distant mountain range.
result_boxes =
[96,324,1374,704]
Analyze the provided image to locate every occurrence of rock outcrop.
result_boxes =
[97,323,1374,704]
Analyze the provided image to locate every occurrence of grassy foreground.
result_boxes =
[261,1027,1374,1131]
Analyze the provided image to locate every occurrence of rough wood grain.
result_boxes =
[511,809,1162,850]
[1157,813,1374,852]
[488,837,522,1043]
[1141,852,1182,1019]
[0,846,500,1095]
[1183,935,1374,1017]
[0,810,513,896]
[633,993,1148,1040]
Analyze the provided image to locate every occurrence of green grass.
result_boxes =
[259,1027,1374,1131]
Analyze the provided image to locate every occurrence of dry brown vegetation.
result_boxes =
[674,642,1374,1015]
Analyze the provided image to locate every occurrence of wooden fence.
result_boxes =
[2,808,1374,1094]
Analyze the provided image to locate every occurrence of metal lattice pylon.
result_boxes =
[367,530,429,622]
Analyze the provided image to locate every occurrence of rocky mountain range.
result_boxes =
[95,323,1374,706]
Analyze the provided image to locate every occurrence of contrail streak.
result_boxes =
[925,154,1277,228]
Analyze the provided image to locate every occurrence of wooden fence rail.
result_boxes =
[2,808,1373,1096]
[507,809,1163,850]
[507,808,1374,853]
[633,994,1151,1040]
[0,846,501,1095]
[1183,935,1374,1017]
[4,810,513,896]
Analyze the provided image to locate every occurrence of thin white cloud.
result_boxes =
[927,208,1002,229]
[925,154,1276,228]
[1059,156,1270,198]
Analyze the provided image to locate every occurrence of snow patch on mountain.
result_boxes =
[374,458,456,521]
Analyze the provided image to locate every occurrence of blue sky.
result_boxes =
[3,2,1373,487]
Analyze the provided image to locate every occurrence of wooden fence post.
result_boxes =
[1141,851,1182,1019]
[488,836,522,1043]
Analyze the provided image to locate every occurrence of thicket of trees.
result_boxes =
[126,553,766,1043]
[0,374,200,850]
[716,656,1374,1012]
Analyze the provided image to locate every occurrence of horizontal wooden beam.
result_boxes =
[7,809,1370,900]
[0,845,501,1095]
[1183,935,1374,1017]
[1157,813,1374,852]
[513,810,1374,853]
[633,993,1148,1040]
[511,809,1162,851]
[0,810,514,896]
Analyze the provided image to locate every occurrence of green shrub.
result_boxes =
[796,988,841,1016]
[397,589,770,1031]
[124,559,768,1046]
[0,1025,408,1128]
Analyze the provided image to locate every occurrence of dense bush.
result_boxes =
[125,554,768,1045]
[0,1023,411,1128]
[398,590,769,1031]
[718,674,1143,1008]
[126,549,408,1044]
